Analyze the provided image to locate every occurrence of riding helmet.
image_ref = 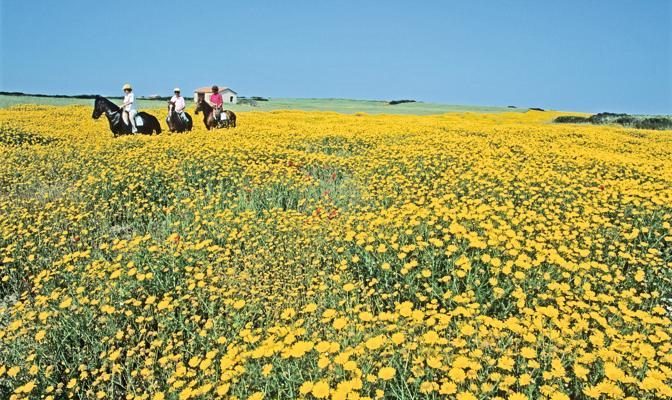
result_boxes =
[211,85,219,92]
[174,88,180,93]
[122,83,132,90]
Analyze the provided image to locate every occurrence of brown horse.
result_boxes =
[194,99,236,130]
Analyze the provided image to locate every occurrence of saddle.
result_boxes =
[134,115,144,126]
[177,111,189,124]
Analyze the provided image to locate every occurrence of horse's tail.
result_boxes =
[230,111,237,128]
[154,116,162,134]
[186,113,193,131]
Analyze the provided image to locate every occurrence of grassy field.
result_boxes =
[0,94,527,115]
[1,105,671,399]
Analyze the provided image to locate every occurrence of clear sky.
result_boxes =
[1,0,670,114]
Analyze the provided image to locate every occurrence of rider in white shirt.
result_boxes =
[120,83,138,133]
[168,88,187,123]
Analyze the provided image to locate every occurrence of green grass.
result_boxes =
[0,94,528,115]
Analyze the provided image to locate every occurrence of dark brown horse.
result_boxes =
[194,100,236,130]
[92,96,161,136]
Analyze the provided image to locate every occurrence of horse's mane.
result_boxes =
[198,100,213,112]
[96,95,120,111]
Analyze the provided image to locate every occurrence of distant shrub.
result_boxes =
[507,105,517,108]
[635,117,672,130]
[588,112,628,124]
[554,116,589,124]
[239,96,268,103]
[0,91,109,100]
[238,99,258,107]
[388,99,416,105]
[554,112,672,130]
[140,95,171,101]
[614,116,637,126]
[528,107,545,112]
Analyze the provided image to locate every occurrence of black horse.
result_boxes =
[194,99,237,130]
[92,96,161,136]
[166,104,193,133]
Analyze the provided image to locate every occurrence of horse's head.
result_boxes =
[194,100,203,115]
[92,96,104,119]
[92,96,119,119]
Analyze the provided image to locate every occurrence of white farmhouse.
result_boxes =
[193,86,238,104]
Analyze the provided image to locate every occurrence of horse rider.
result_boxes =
[120,83,138,133]
[168,88,188,123]
[209,85,224,120]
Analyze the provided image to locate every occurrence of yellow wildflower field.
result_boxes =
[0,105,671,399]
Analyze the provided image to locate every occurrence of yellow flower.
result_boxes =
[199,358,212,371]
[332,317,348,330]
[498,356,515,371]
[427,356,442,369]
[603,362,625,382]
[248,392,265,400]
[518,373,532,386]
[378,367,396,380]
[311,380,330,398]
[365,335,385,350]
[574,364,589,380]
[391,332,405,345]
[108,349,121,361]
[35,330,46,342]
[303,303,318,313]
[216,384,230,396]
[550,393,570,400]
[19,380,36,393]
[59,297,72,309]
[448,367,466,383]
[178,387,192,400]
[439,381,457,395]
[317,357,330,369]
[419,381,436,393]
[287,341,314,358]
[7,366,20,377]
[299,381,313,395]
[456,392,478,400]
[520,347,536,359]
[422,330,440,344]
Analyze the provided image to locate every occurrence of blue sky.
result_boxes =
[1,0,670,113]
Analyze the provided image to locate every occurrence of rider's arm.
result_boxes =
[120,94,135,108]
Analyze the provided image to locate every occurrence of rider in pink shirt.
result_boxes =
[209,85,223,119]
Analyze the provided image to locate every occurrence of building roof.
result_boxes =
[193,86,237,94]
